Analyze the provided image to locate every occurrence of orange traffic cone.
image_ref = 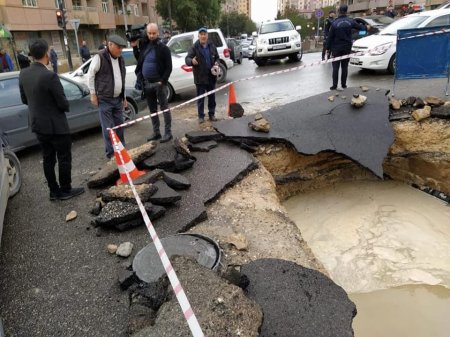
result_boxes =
[227,83,244,118]
[109,129,146,185]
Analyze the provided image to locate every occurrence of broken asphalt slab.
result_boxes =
[214,87,394,178]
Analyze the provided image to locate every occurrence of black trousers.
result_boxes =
[144,82,172,135]
[331,49,351,87]
[36,133,72,193]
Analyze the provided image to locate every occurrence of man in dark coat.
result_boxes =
[132,23,173,142]
[185,27,220,123]
[49,46,58,73]
[80,41,91,63]
[322,9,336,61]
[19,39,84,201]
[17,50,31,69]
[326,5,369,90]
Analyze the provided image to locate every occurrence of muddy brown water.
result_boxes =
[283,180,450,337]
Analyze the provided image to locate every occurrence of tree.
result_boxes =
[218,11,256,37]
[156,0,221,32]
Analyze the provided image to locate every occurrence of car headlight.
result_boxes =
[258,38,267,45]
[369,42,393,56]
[290,34,300,41]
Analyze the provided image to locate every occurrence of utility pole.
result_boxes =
[58,0,73,71]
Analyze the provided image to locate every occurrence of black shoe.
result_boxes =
[147,133,161,141]
[198,118,205,124]
[342,85,347,89]
[160,134,173,143]
[330,86,337,90]
[209,116,218,122]
[49,191,61,201]
[59,187,85,201]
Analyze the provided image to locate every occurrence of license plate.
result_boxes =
[272,45,286,50]
[350,58,359,63]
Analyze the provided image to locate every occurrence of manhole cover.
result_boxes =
[133,233,221,283]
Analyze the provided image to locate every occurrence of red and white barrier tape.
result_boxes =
[109,129,205,337]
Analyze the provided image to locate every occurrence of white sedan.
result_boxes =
[350,8,450,74]
[61,48,194,102]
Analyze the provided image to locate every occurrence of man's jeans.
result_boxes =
[196,80,216,119]
[145,82,171,136]
[98,96,125,158]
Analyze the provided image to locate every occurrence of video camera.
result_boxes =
[125,23,147,42]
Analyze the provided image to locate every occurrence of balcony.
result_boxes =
[71,6,116,29]
[115,13,148,26]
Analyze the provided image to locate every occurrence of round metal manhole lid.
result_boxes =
[133,234,220,283]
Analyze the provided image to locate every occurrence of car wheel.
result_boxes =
[254,57,267,67]
[167,83,175,102]
[288,53,301,62]
[217,63,227,83]
[4,149,22,197]
[388,53,396,75]
[123,100,137,122]
[237,53,242,64]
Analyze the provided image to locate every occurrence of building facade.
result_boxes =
[0,0,160,70]
[221,0,252,17]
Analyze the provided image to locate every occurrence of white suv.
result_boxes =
[167,28,234,83]
[252,19,302,66]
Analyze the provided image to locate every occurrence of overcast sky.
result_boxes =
[251,0,278,23]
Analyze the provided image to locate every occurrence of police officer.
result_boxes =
[326,5,369,90]
[322,9,336,61]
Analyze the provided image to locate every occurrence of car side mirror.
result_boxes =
[75,70,84,77]
[296,25,301,30]
[252,31,257,37]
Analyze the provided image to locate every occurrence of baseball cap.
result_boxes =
[108,35,127,47]
[198,27,208,33]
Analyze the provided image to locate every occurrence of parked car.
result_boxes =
[350,8,450,74]
[0,71,146,152]
[61,48,194,102]
[167,28,234,83]
[247,38,257,60]
[351,15,395,41]
[226,38,243,64]
[251,19,303,66]
[241,39,251,58]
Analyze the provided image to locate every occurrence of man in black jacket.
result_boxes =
[132,23,173,142]
[322,9,336,61]
[19,39,84,201]
[87,35,128,159]
[326,5,369,90]
[185,27,220,124]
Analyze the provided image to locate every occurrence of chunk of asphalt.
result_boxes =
[185,130,224,143]
[188,140,218,152]
[144,203,166,221]
[148,180,181,206]
[431,105,450,119]
[95,201,141,227]
[162,172,191,190]
[241,258,356,337]
[118,269,137,290]
[100,183,158,204]
[172,153,196,172]
[141,146,176,171]
[115,218,144,231]
[132,169,164,185]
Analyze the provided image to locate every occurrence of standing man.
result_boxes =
[162,30,171,45]
[49,46,58,73]
[326,5,369,90]
[19,39,84,201]
[17,50,31,69]
[87,35,128,159]
[185,27,220,124]
[322,9,336,61]
[80,41,91,63]
[131,23,173,142]
[0,49,14,72]
[98,40,107,50]
[406,2,415,15]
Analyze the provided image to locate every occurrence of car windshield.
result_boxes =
[365,16,395,26]
[380,15,429,35]
[167,35,194,54]
[259,21,294,34]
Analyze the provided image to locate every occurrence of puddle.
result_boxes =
[283,180,450,336]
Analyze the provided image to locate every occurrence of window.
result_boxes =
[22,0,37,7]
[122,50,137,67]
[208,32,223,48]
[426,15,450,27]
[0,78,22,108]
[168,35,194,54]
[59,78,83,100]
[102,0,109,13]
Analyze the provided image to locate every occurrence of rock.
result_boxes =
[328,95,335,102]
[90,201,102,216]
[424,96,444,106]
[132,169,164,185]
[100,184,157,204]
[95,201,141,227]
[188,140,218,152]
[118,269,137,290]
[351,94,367,108]
[248,118,270,133]
[185,130,224,144]
[413,97,425,108]
[130,257,263,337]
[389,97,401,110]
[229,102,245,118]
[242,259,356,337]
[162,172,191,190]
[107,244,118,254]
[254,113,263,120]
[225,232,248,251]
[360,86,369,92]
[173,137,191,157]
[405,96,416,106]
[116,242,134,257]
[148,181,181,206]
[412,105,431,121]
[444,101,450,107]
[65,210,77,222]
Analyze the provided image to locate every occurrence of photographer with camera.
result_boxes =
[130,23,173,143]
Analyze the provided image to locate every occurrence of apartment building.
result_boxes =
[343,0,432,14]
[278,0,338,13]
[0,0,159,68]
[221,0,252,17]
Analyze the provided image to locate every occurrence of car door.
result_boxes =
[59,77,99,132]
[122,49,138,88]
[0,76,35,151]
